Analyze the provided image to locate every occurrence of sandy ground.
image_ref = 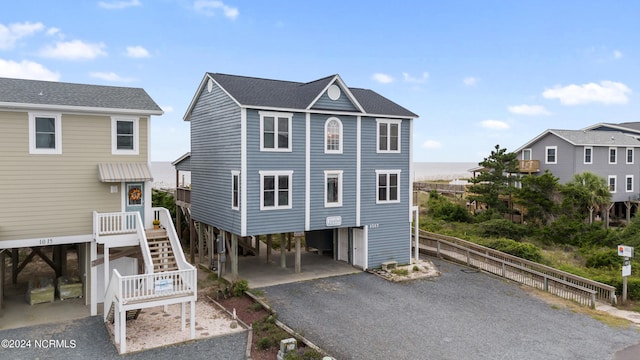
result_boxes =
[105,295,245,354]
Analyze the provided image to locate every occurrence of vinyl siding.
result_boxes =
[189,83,242,234]
[0,110,149,241]
[360,116,411,268]
[312,88,358,112]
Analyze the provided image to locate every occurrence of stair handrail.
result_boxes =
[103,269,122,322]
[152,207,194,272]
[135,212,154,275]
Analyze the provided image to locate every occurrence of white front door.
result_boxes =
[337,228,348,262]
[352,227,367,269]
[125,182,144,225]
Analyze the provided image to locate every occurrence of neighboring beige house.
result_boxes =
[0,78,196,353]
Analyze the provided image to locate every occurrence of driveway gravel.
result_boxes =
[261,256,640,360]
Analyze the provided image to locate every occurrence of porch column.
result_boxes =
[295,236,301,273]
[189,217,195,264]
[103,244,110,301]
[198,223,204,265]
[280,233,286,269]
[266,234,272,263]
[414,206,419,261]
[231,233,238,279]
[90,241,97,316]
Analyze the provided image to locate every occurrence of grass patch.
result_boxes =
[391,268,409,276]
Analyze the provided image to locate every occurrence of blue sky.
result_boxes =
[2,1,639,163]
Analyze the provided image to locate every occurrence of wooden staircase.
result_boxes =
[145,229,178,273]
[105,305,141,323]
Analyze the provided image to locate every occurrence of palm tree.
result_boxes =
[562,172,611,224]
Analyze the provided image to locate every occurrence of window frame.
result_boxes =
[111,117,139,155]
[545,146,557,164]
[29,112,62,154]
[584,146,592,164]
[608,175,617,193]
[324,117,343,154]
[231,171,240,210]
[375,169,401,204]
[259,170,293,210]
[259,111,293,152]
[522,149,532,161]
[627,148,634,164]
[324,170,343,207]
[626,175,634,193]
[376,119,402,153]
[609,147,617,164]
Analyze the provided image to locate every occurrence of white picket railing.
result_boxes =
[152,207,196,276]
[118,269,196,304]
[94,211,139,235]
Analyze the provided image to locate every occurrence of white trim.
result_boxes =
[6,102,162,116]
[0,233,91,250]
[327,84,341,100]
[608,175,617,193]
[626,147,634,164]
[324,117,343,154]
[545,146,557,164]
[356,116,361,226]
[305,113,311,231]
[241,108,247,235]
[626,175,634,192]
[111,116,139,155]
[28,112,62,154]
[259,111,293,152]
[363,225,369,271]
[306,76,367,113]
[409,119,414,221]
[375,169,402,204]
[324,170,343,207]
[584,146,593,164]
[259,170,294,210]
[231,170,240,210]
[609,147,617,164]
[376,119,402,153]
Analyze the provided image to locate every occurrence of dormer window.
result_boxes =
[325,117,342,154]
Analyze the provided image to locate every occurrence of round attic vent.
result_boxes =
[327,84,341,100]
[207,78,213,93]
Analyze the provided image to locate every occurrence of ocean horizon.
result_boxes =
[150,161,478,189]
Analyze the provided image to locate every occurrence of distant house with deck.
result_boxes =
[181,73,419,275]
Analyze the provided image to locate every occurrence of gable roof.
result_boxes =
[0,77,163,115]
[515,129,640,152]
[583,122,640,134]
[184,73,418,120]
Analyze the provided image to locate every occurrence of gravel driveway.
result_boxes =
[261,256,640,360]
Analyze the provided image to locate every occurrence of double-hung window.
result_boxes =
[377,119,401,153]
[259,171,293,210]
[324,170,343,207]
[584,147,592,164]
[376,170,401,203]
[111,117,139,155]
[609,147,617,164]
[545,146,557,164]
[325,117,342,154]
[29,113,62,154]
[626,175,634,192]
[627,148,634,164]
[608,175,617,193]
[260,111,292,151]
[231,171,240,210]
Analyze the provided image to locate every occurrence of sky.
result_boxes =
[2,1,639,163]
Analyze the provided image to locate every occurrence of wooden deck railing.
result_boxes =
[176,187,191,204]
[519,160,540,173]
[418,230,617,307]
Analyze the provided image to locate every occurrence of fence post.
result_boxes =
[543,276,548,292]
[502,262,506,277]
[466,250,470,266]
[436,240,441,258]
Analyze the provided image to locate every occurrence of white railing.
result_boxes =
[103,269,122,322]
[117,269,195,304]
[93,211,139,235]
[153,208,195,271]
[134,213,155,275]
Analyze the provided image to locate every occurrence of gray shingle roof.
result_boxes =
[208,73,418,118]
[551,129,640,146]
[0,77,162,113]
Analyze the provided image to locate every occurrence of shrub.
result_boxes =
[427,191,472,223]
[585,249,620,270]
[257,336,275,350]
[231,279,249,297]
[484,238,543,262]
[479,219,528,241]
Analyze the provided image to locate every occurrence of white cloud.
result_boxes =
[480,120,510,130]
[0,21,44,50]
[613,50,623,59]
[463,77,479,86]
[402,72,429,84]
[372,73,394,84]
[161,105,174,113]
[40,40,107,60]
[422,140,442,149]
[90,72,134,82]
[542,81,631,105]
[194,0,239,20]
[126,45,150,58]
[0,59,60,81]
[46,27,61,37]
[507,104,551,116]
[98,0,141,9]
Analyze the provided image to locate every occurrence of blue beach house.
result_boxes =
[182,73,418,275]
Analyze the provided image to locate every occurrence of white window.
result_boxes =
[584,147,592,164]
[376,119,401,153]
[609,147,617,164]
[259,171,293,210]
[111,117,139,155]
[376,170,401,204]
[260,111,292,151]
[231,171,240,210]
[522,149,531,160]
[325,117,343,154]
[626,175,634,192]
[545,146,557,164]
[627,148,634,164]
[29,112,62,154]
[609,175,616,193]
[324,170,343,207]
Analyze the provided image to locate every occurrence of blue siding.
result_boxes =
[309,114,357,229]
[360,117,412,268]
[245,109,306,235]
[190,82,242,234]
[312,86,358,112]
